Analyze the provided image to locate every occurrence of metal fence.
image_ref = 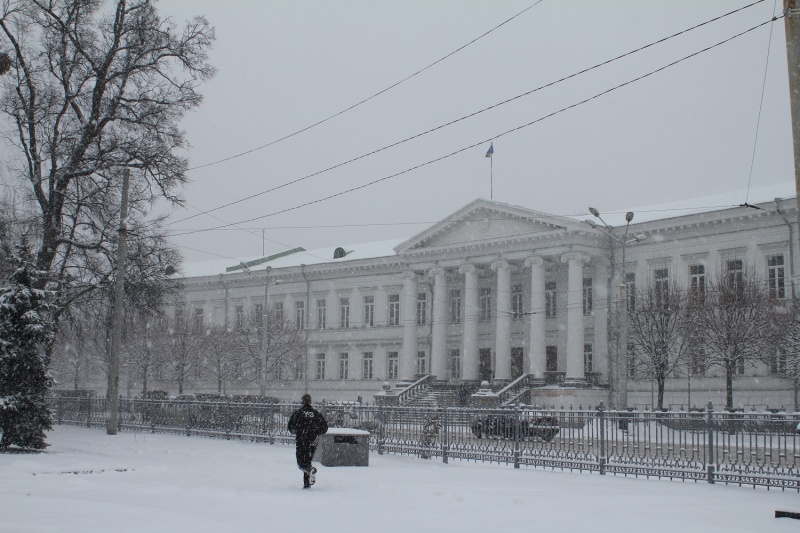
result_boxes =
[47,397,800,491]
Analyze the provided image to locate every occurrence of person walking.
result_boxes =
[287,394,328,489]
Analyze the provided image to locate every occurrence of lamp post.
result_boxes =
[587,208,644,409]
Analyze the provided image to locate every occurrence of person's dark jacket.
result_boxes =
[288,404,328,442]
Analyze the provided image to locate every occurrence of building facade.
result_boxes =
[164,187,799,409]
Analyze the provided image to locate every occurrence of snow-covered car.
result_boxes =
[471,414,559,441]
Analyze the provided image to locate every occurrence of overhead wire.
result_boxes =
[185,0,546,172]
[745,0,780,203]
[169,0,767,228]
[172,14,782,238]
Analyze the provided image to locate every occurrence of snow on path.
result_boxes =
[0,426,796,533]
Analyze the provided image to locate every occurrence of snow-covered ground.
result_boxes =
[1,426,797,533]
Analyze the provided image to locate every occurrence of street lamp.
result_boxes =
[239,264,280,396]
[586,208,645,409]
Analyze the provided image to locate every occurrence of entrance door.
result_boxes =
[511,348,524,379]
[479,348,493,382]
[546,346,558,372]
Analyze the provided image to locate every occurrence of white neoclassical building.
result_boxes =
[168,182,799,409]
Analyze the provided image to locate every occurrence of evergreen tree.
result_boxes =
[0,250,56,450]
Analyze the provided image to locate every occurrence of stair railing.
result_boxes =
[396,374,433,405]
[496,374,535,406]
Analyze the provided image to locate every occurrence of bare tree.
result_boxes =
[0,0,214,327]
[199,326,240,394]
[765,298,800,411]
[230,308,307,393]
[123,311,168,396]
[699,264,769,411]
[628,280,691,410]
[164,315,201,396]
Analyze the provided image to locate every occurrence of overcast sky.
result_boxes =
[158,0,794,265]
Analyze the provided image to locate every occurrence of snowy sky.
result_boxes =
[1,425,796,533]
[149,2,795,262]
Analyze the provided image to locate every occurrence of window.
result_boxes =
[387,351,399,380]
[294,361,305,381]
[274,301,284,324]
[315,353,325,380]
[317,299,327,330]
[689,265,705,302]
[480,287,492,322]
[654,268,669,306]
[726,260,743,296]
[175,308,185,330]
[388,294,400,326]
[584,343,593,374]
[364,295,375,327]
[362,352,373,380]
[339,353,349,380]
[340,298,350,328]
[545,282,557,318]
[690,342,706,375]
[417,350,427,375]
[768,255,786,299]
[772,348,788,375]
[736,355,745,376]
[417,293,427,326]
[193,308,204,333]
[295,301,305,330]
[512,284,523,319]
[627,343,636,379]
[583,278,593,315]
[625,272,636,310]
[449,289,462,323]
[449,349,461,379]
[235,305,244,331]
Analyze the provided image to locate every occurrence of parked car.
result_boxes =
[471,414,559,441]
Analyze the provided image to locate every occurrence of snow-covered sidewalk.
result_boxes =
[0,425,797,533]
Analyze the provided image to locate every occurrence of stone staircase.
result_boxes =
[404,384,461,408]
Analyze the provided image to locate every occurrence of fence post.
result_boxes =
[706,400,715,484]
[267,404,275,444]
[442,406,449,464]
[598,402,606,475]
[513,405,521,469]
[186,402,192,437]
[377,404,385,456]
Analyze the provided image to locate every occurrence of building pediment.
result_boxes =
[395,199,586,254]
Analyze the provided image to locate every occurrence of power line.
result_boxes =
[169,0,766,228]
[185,1,545,172]
[172,16,780,238]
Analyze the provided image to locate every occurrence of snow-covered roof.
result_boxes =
[572,180,796,227]
[180,238,406,278]
[180,181,797,279]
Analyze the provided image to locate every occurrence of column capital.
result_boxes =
[561,251,591,265]
[490,259,509,271]
[430,266,446,277]
[524,255,545,268]
[458,263,476,275]
[401,270,417,282]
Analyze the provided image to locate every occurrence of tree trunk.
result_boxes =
[726,362,734,411]
[657,375,666,410]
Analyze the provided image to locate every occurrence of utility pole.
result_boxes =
[107,168,130,435]
[785,1,800,231]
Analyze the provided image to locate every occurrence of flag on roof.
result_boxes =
[485,143,494,158]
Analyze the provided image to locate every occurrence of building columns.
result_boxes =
[400,271,418,381]
[430,267,447,380]
[525,255,546,378]
[492,259,511,381]
[561,252,590,382]
[460,263,479,381]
